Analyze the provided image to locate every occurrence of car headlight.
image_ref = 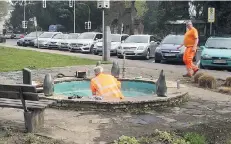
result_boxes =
[180,47,186,54]
[201,54,212,59]
[111,44,120,50]
[155,47,161,53]
[137,46,145,50]
[83,43,90,46]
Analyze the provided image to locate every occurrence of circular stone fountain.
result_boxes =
[39,77,188,112]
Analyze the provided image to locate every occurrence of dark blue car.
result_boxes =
[154,34,197,63]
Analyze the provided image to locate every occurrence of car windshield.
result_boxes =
[39,32,56,38]
[68,33,79,39]
[206,38,231,49]
[53,34,63,39]
[25,32,43,37]
[162,35,184,45]
[78,33,95,39]
[124,35,149,43]
[111,35,121,42]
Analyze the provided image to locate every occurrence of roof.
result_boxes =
[167,34,184,37]
[131,34,152,36]
[82,32,102,34]
[166,20,206,25]
[208,36,231,39]
[111,33,129,36]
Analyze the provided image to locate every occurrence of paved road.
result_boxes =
[2,39,230,80]
[4,39,196,66]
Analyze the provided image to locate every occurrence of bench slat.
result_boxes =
[0,98,55,106]
[0,99,48,108]
[0,84,36,93]
[0,103,45,110]
[0,91,39,101]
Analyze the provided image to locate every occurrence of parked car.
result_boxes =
[47,33,67,49]
[0,34,6,43]
[93,34,129,55]
[58,33,80,50]
[34,32,62,48]
[21,31,44,47]
[17,38,24,46]
[69,32,102,53]
[200,37,231,70]
[4,32,16,39]
[117,35,160,60]
[154,34,190,63]
[15,34,24,39]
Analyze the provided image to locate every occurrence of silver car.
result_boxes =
[69,32,102,53]
[34,32,62,48]
[117,35,160,60]
[93,34,129,55]
[58,33,80,50]
[47,33,67,49]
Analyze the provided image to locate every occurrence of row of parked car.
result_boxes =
[17,31,231,69]
[17,31,161,60]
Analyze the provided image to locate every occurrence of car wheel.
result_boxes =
[90,45,94,54]
[145,49,150,60]
[155,59,161,63]
[117,55,123,59]
[199,62,205,69]
[93,50,98,55]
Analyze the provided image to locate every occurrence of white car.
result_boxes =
[47,33,68,49]
[58,33,80,50]
[69,32,102,53]
[34,32,62,48]
[117,35,160,60]
[93,34,129,55]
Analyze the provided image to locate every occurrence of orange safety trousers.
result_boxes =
[183,47,198,75]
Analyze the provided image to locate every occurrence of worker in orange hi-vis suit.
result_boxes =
[90,66,124,100]
[177,20,199,77]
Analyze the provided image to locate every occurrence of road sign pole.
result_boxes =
[102,8,107,61]
[74,0,76,33]
[210,22,212,36]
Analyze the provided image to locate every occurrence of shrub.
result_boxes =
[114,135,140,144]
[184,132,206,144]
[225,77,231,87]
[198,74,217,89]
[218,87,231,94]
[194,72,206,83]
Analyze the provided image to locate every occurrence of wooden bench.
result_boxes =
[0,84,55,133]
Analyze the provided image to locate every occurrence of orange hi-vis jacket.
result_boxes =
[183,27,198,48]
[90,73,124,99]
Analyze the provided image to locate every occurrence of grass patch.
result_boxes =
[0,47,105,72]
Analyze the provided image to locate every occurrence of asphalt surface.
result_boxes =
[3,39,230,79]
[5,39,197,65]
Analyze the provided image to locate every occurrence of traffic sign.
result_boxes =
[43,0,46,8]
[69,0,73,7]
[85,21,91,30]
[208,7,215,23]
[97,0,110,9]
[22,21,27,29]
[34,17,37,27]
